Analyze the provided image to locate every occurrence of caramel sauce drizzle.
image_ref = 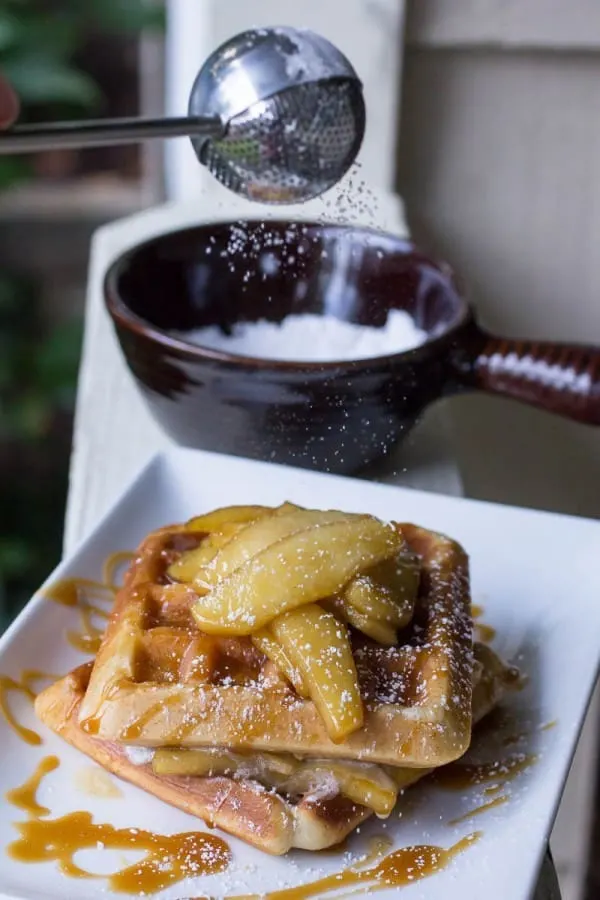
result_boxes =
[6,755,59,816]
[43,551,134,656]
[0,552,133,741]
[432,753,536,790]
[471,604,496,644]
[0,670,59,745]
[6,756,231,894]
[220,833,481,900]
[43,578,109,654]
[484,783,505,797]
[68,605,109,655]
[434,753,536,829]
[103,551,136,587]
[447,795,508,826]
[120,695,184,741]
[475,622,496,644]
[120,702,165,741]
[502,719,557,748]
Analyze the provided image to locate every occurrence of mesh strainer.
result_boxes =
[0,26,365,204]
[189,27,365,203]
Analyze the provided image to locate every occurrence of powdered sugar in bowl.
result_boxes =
[105,220,600,473]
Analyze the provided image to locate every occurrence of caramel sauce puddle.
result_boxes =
[213,833,481,900]
[6,756,231,894]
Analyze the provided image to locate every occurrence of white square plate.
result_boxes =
[1,447,599,900]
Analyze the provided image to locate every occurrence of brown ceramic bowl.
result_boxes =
[105,220,600,474]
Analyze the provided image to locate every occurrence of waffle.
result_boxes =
[34,643,516,854]
[77,520,474,768]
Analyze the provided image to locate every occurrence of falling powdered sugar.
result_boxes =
[171,311,427,363]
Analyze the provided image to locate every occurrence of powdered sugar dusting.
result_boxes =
[124,746,155,766]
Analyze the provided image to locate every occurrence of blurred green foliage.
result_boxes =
[0,247,84,628]
[0,0,164,109]
[0,0,164,626]
[0,0,165,188]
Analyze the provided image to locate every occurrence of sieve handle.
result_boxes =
[0,115,224,153]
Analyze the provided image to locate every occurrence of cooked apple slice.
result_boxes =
[152,747,297,780]
[317,761,397,816]
[167,533,227,583]
[185,505,270,533]
[385,764,430,791]
[323,595,398,645]
[286,760,397,817]
[252,629,310,697]
[170,510,269,582]
[198,507,351,588]
[191,516,402,634]
[271,603,363,741]
[343,551,420,629]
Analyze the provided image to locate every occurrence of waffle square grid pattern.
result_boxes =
[77,523,473,766]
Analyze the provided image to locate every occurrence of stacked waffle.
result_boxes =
[35,504,518,854]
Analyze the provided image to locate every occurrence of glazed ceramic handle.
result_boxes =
[460,327,600,425]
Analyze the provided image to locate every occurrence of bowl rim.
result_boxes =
[103,219,473,371]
